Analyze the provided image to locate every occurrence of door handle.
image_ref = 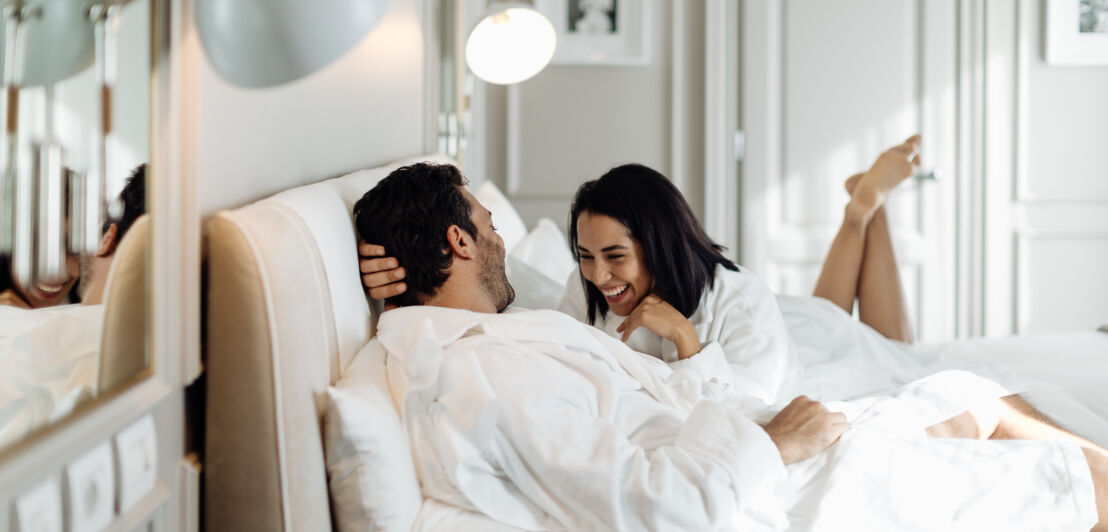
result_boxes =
[915,168,942,181]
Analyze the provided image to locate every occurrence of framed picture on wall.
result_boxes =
[535,0,651,66]
[1046,0,1108,65]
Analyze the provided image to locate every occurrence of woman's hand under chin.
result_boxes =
[616,294,702,359]
[0,289,30,309]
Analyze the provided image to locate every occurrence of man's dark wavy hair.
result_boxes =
[353,162,476,308]
[568,163,738,325]
[102,164,147,240]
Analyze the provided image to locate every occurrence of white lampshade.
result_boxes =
[195,0,393,87]
[0,0,95,86]
[465,7,555,85]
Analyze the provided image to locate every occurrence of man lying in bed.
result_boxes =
[353,162,1106,531]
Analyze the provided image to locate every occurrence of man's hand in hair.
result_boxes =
[358,241,407,310]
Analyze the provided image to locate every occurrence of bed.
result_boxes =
[203,155,1108,531]
[0,217,148,450]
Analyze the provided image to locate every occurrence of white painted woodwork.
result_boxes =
[983,0,1108,335]
[739,0,958,342]
[1018,237,1108,333]
[0,1,188,529]
[502,0,674,230]
[703,0,739,259]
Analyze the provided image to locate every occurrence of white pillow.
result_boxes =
[506,255,566,311]
[473,181,527,252]
[324,341,422,532]
[509,218,576,285]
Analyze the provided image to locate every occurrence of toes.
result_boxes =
[904,135,922,158]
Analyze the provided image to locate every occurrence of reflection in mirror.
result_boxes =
[0,0,149,453]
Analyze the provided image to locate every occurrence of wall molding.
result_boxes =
[0,9,187,531]
[505,84,523,196]
[505,0,688,205]
[703,0,739,259]
[738,0,780,276]
[670,0,688,198]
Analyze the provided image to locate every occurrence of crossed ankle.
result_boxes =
[843,201,873,232]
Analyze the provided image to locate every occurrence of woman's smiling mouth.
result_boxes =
[601,284,629,301]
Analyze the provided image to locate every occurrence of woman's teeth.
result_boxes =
[602,284,628,297]
[35,281,65,295]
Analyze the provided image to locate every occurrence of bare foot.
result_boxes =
[843,172,864,195]
[848,135,921,225]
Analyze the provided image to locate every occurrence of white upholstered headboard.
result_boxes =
[204,154,454,531]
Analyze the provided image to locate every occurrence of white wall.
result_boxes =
[1004,0,1108,333]
[484,0,706,230]
[195,0,428,215]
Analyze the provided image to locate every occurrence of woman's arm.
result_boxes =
[617,295,702,359]
[705,269,796,405]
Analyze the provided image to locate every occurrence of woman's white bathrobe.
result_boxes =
[376,306,1096,532]
[558,265,999,407]
[559,264,795,406]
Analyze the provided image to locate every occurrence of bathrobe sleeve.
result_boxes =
[706,271,794,404]
[477,346,787,531]
[667,342,734,395]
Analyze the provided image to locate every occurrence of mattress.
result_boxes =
[937,331,1108,447]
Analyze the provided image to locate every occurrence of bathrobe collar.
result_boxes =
[377,305,493,348]
[377,305,593,348]
[376,305,600,385]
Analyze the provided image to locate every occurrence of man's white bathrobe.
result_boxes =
[377,306,1097,532]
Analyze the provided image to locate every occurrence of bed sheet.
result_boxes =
[0,304,103,448]
[934,332,1108,448]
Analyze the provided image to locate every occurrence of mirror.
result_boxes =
[0,0,150,454]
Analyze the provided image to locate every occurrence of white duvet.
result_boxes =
[378,304,1098,532]
[0,304,102,448]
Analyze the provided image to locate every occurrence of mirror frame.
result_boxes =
[0,0,197,525]
[0,0,156,464]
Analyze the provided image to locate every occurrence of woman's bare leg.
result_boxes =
[838,173,915,341]
[1087,450,1108,532]
[993,397,1108,532]
[812,200,867,315]
[855,192,915,342]
[925,396,1108,530]
[813,136,921,336]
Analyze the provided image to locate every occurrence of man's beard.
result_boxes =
[77,253,93,301]
[478,237,515,312]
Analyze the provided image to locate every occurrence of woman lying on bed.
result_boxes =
[358,137,1108,447]
[362,136,925,399]
[361,154,1108,527]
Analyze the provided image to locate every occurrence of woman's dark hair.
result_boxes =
[0,255,18,304]
[353,162,477,308]
[0,164,147,307]
[568,163,738,325]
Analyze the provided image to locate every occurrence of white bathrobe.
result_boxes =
[0,304,102,448]
[377,306,1096,532]
[559,264,795,406]
[558,265,998,407]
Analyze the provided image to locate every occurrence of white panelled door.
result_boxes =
[738,0,959,342]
